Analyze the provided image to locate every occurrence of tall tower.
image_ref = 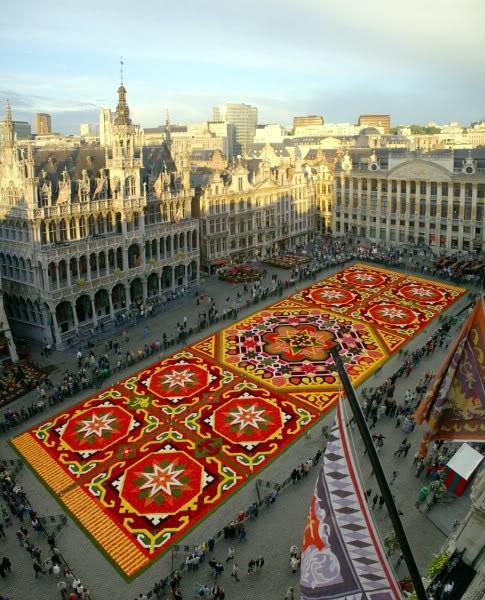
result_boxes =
[106,68,143,200]
[36,113,52,135]
[164,109,172,150]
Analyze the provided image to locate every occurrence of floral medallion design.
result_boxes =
[221,308,386,389]
[363,302,420,329]
[397,283,445,305]
[145,363,211,402]
[60,405,133,453]
[305,285,358,308]
[212,394,283,446]
[119,450,203,516]
[262,324,335,363]
[341,268,389,288]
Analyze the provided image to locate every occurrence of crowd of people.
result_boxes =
[0,461,88,599]
[133,445,324,599]
[0,235,483,600]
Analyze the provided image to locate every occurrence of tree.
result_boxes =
[409,125,441,135]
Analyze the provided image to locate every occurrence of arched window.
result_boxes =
[69,218,77,239]
[133,212,139,229]
[106,212,113,233]
[88,215,95,235]
[40,185,50,206]
[49,221,57,243]
[79,216,87,237]
[59,219,67,241]
[97,214,104,234]
[125,176,136,197]
[40,221,47,244]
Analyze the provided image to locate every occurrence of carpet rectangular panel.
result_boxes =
[11,264,464,578]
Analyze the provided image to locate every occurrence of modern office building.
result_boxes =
[36,113,52,135]
[293,115,324,128]
[99,108,113,146]
[0,119,31,143]
[212,103,257,157]
[358,114,391,134]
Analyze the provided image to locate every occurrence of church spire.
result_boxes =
[3,101,14,146]
[113,57,131,126]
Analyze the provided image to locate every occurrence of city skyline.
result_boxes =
[1,0,484,133]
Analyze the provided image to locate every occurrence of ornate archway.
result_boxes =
[56,301,74,333]
[75,295,93,323]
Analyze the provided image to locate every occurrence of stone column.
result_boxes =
[67,261,72,288]
[51,310,62,346]
[72,301,79,332]
[108,291,115,321]
[90,294,98,327]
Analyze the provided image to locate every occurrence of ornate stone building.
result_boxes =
[332,149,485,253]
[0,85,199,347]
[194,158,332,273]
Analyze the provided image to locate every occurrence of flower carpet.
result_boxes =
[11,264,465,578]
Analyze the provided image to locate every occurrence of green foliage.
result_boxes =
[409,125,441,135]
[383,531,400,555]
[427,551,449,579]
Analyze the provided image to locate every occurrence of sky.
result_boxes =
[1,0,484,134]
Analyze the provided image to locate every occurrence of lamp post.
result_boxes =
[329,345,428,600]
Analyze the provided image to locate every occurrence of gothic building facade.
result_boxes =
[194,159,332,272]
[0,85,199,348]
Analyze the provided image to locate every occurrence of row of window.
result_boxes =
[336,178,485,197]
[334,216,481,234]
[335,198,484,220]
[38,204,187,244]
[206,190,311,215]
[336,225,480,250]
[0,220,30,242]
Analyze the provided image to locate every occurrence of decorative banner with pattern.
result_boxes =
[12,264,464,578]
[415,295,485,456]
[300,404,401,600]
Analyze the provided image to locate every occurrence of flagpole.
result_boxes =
[329,346,428,600]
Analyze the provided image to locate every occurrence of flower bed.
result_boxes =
[218,264,263,283]
[264,254,311,269]
[0,361,46,407]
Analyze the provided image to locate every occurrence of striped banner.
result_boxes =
[300,404,401,600]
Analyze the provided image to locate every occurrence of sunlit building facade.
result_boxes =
[0,88,199,347]
[332,149,485,254]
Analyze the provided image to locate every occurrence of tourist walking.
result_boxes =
[285,586,295,600]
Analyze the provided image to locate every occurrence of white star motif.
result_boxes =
[139,462,184,498]
[228,405,267,430]
[353,273,377,282]
[377,307,409,320]
[161,368,194,389]
[77,412,117,438]
[409,287,436,298]
[319,289,346,300]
